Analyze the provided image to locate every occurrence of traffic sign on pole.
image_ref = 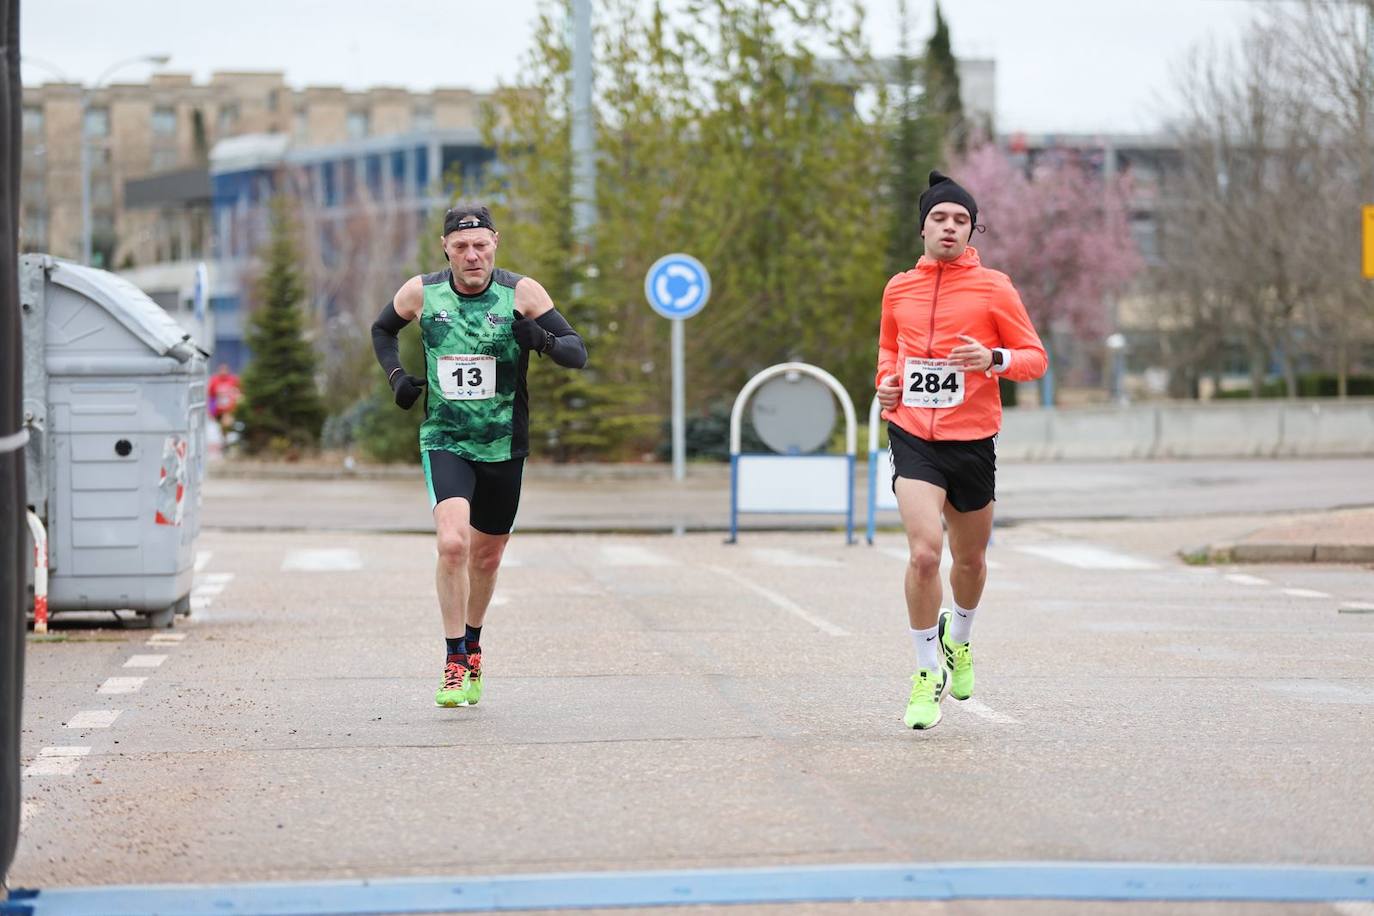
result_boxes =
[645,254,711,485]
[645,254,710,320]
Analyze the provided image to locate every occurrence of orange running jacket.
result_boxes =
[876,246,1047,442]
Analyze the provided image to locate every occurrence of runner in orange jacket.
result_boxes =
[876,170,1047,730]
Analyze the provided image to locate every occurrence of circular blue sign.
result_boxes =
[645,253,710,320]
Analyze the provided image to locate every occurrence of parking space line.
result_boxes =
[65,710,121,729]
[704,564,848,636]
[194,550,213,572]
[97,677,146,695]
[124,654,168,669]
[24,747,90,777]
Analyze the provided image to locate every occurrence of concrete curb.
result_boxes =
[1190,541,1374,564]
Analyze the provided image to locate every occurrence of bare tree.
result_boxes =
[1156,12,1362,398]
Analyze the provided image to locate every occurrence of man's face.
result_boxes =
[921,202,973,261]
[442,227,499,292]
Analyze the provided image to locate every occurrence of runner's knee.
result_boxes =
[469,541,505,575]
[436,529,472,568]
[906,543,942,579]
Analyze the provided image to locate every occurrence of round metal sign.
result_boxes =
[645,253,710,320]
[750,371,837,454]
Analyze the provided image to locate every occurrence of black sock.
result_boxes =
[445,637,466,657]
[464,624,482,650]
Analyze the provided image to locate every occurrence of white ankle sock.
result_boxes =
[911,625,941,672]
[950,602,977,644]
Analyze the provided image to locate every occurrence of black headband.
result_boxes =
[444,210,496,235]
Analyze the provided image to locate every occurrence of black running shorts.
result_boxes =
[422,450,525,535]
[888,422,996,513]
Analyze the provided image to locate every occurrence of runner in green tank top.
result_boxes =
[370,204,587,708]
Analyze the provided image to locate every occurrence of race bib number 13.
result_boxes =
[902,357,964,409]
[438,354,497,400]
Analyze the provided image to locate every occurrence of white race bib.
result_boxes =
[437,355,497,401]
[902,357,965,409]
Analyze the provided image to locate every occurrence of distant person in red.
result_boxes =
[207,363,241,431]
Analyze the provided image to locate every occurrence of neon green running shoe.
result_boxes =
[938,609,974,701]
[903,667,948,730]
[435,656,470,708]
[464,648,483,706]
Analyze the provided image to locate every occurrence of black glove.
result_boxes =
[391,373,426,410]
[512,311,552,353]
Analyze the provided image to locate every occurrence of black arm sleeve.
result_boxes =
[371,301,412,384]
[534,308,587,369]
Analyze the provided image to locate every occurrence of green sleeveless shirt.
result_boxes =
[418,267,530,462]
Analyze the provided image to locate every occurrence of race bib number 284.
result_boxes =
[902,357,964,409]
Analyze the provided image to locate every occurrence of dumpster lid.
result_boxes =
[47,258,197,361]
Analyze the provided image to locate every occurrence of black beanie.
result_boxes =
[918,170,977,232]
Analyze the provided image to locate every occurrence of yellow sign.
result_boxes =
[1364,205,1374,279]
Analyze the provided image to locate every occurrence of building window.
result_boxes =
[152,106,177,136]
[413,107,434,133]
[84,107,110,138]
[23,106,43,134]
[346,110,370,140]
[218,103,239,133]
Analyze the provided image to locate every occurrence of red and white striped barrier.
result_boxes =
[26,510,48,634]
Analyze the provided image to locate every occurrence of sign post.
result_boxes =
[645,254,710,481]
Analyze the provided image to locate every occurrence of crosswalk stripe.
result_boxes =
[1015,544,1158,570]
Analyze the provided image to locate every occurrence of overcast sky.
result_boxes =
[20,0,1259,135]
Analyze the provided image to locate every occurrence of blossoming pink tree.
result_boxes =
[953,144,1143,405]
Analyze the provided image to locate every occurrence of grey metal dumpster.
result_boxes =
[20,254,207,627]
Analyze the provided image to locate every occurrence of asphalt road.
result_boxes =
[10,506,1374,913]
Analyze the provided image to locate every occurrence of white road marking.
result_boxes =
[880,546,1002,570]
[601,544,676,567]
[1283,588,1331,599]
[1224,573,1271,587]
[25,747,90,777]
[124,654,168,669]
[194,550,213,572]
[190,595,214,613]
[1015,544,1158,570]
[1338,602,1374,615]
[489,594,509,607]
[704,564,848,637]
[66,710,121,729]
[282,548,362,571]
[749,548,842,568]
[147,634,185,647]
[192,582,227,597]
[98,677,147,695]
[960,699,1019,724]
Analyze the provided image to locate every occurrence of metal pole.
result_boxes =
[570,0,595,247]
[671,317,685,481]
[80,92,91,264]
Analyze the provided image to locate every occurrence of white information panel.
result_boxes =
[735,454,852,513]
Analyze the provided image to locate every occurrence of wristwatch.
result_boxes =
[990,349,1005,369]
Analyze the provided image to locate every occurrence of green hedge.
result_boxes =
[1215,373,1374,399]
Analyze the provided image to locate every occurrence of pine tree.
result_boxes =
[924,2,967,153]
[238,197,326,454]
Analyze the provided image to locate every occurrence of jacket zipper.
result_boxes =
[926,263,944,440]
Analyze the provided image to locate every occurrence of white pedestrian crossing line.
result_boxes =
[98,677,146,695]
[66,710,121,729]
[124,654,168,669]
[1282,588,1331,599]
[1224,573,1271,587]
[960,699,1019,724]
[749,548,842,568]
[194,550,213,572]
[704,564,848,637]
[601,544,676,567]
[25,747,90,777]
[1015,543,1158,570]
[281,548,362,571]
